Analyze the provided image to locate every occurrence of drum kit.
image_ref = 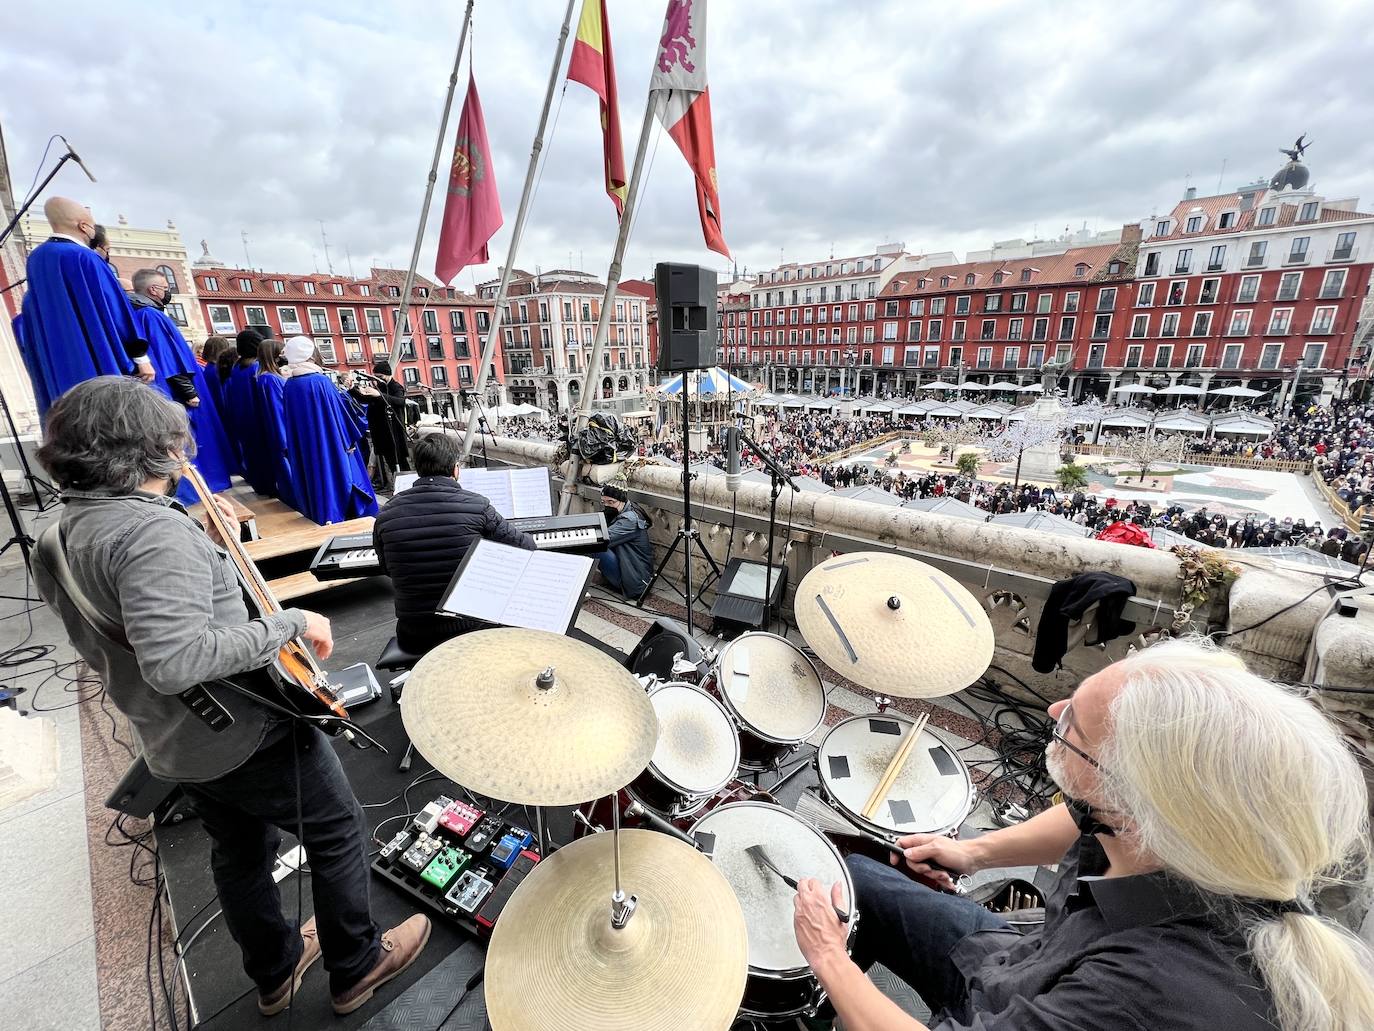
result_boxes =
[399,552,995,1029]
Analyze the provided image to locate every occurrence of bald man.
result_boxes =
[12,196,155,416]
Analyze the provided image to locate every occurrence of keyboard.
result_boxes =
[310,533,381,580]
[508,513,609,553]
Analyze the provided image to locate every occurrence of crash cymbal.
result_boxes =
[401,628,657,806]
[794,552,993,697]
[486,829,748,1031]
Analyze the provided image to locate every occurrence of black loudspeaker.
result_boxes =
[654,262,717,372]
[625,616,703,682]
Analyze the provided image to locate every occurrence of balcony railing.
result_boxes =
[1328,245,1357,262]
[1244,255,1266,268]
[1284,251,1310,266]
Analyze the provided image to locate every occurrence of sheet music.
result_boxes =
[459,467,551,518]
[441,540,591,634]
[393,472,419,494]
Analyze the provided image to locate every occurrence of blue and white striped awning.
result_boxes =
[657,367,754,395]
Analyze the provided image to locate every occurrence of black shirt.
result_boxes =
[938,837,1278,1030]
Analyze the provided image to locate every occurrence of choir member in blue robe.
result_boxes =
[199,336,235,417]
[127,269,236,499]
[254,339,301,510]
[222,330,278,497]
[280,337,378,525]
[13,197,153,416]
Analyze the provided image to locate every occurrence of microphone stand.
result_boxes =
[0,385,59,511]
[0,152,80,249]
[739,430,798,633]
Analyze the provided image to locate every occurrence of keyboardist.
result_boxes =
[373,433,535,654]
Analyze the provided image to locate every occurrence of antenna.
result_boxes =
[344,244,355,278]
[319,220,334,274]
[312,251,320,273]
[1216,157,1228,194]
[241,229,253,269]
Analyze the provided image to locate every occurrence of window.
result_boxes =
[881,345,895,365]
[1186,216,1202,233]
[245,305,268,326]
[450,309,467,332]
[1207,244,1226,271]
[1161,313,1179,338]
[1190,312,1212,336]
[1258,343,1283,370]
[422,309,439,333]
[1125,344,1144,368]
[847,304,858,321]
[308,307,329,333]
[1028,345,1044,368]
[203,276,220,291]
[238,278,253,292]
[1302,342,1326,368]
[955,295,970,315]
[1143,252,1160,277]
[1021,268,1033,283]
[1199,278,1219,304]
[1096,287,1116,311]
[402,368,420,386]
[1332,231,1355,261]
[1058,315,1076,340]
[1236,276,1260,303]
[430,366,448,386]
[1091,315,1111,340]
[950,319,965,341]
[316,338,336,364]
[1031,317,1048,341]
[884,300,899,318]
[427,337,444,360]
[1108,260,1122,275]
[1287,237,1310,264]
[992,272,1006,285]
[154,264,179,291]
[458,365,474,385]
[368,336,387,356]
[1310,306,1336,334]
[271,280,285,294]
[939,276,951,288]
[976,346,993,368]
[1155,220,1171,236]
[1136,283,1156,307]
[277,306,301,332]
[930,298,946,315]
[365,308,384,334]
[1257,207,1276,226]
[1245,241,1267,267]
[303,281,317,295]
[1221,343,1244,369]
[923,346,940,367]
[332,283,344,296]
[1167,281,1186,305]
[908,299,925,316]
[341,337,362,362]
[1064,292,1079,313]
[1003,346,1020,368]
[883,321,898,341]
[980,319,996,340]
[1010,293,1027,313]
[1276,272,1302,301]
[1074,263,1088,277]
[1299,201,1318,221]
[477,311,490,331]
[207,305,234,333]
[928,319,943,342]
[1153,345,1173,368]
[1267,308,1293,334]
[864,302,875,320]
[339,309,358,333]
[359,285,370,296]
[396,338,416,361]
[1036,293,1052,314]
[1227,311,1251,336]
[964,273,976,287]
[1130,314,1149,338]
[1218,211,1236,229]
[1180,343,1204,368]
[1319,269,1346,299]
[1008,317,1023,340]
[166,302,187,326]
[1173,249,1191,274]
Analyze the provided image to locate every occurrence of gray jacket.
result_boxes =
[606,503,653,599]
[31,489,306,782]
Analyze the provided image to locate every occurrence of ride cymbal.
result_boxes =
[485,829,748,1031]
[401,628,657,806]
[794,552,994,697]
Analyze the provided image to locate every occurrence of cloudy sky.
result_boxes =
[3,0,1372,289]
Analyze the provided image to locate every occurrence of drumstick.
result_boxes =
[861,713,929,820]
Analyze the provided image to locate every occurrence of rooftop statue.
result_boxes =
[1270,134,1311,192]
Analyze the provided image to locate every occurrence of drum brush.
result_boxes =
[744,845,850,923]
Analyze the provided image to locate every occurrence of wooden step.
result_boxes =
[246,516,375,562]
[267,570,370,602]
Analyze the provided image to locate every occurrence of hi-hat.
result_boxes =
[485,829,748,1031]
[794,552,994,697]
[400,628,657,806]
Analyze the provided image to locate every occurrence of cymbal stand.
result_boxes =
[609,795,637,929]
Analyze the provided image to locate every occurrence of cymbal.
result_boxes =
[794,552,993,697]
[400,628,657,806]
[485,829,748,1031]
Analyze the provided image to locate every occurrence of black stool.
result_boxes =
[377,635,425,771]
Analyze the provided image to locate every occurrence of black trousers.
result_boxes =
[180,726,382,995]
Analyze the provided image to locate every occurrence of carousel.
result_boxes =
[650,367,759,450]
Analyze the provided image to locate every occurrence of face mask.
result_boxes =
[1062,791,1117,838]
[602,505,620,523]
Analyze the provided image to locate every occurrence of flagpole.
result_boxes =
[557,90,664,513]
[388,0,474,374]
[460,0,577,464]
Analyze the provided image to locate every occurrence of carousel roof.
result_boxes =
[657,367,753,395]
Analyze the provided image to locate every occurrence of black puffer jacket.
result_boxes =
[373,476,535,653]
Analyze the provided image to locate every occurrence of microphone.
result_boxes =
[58,136,97,182]
[725,426,741,493]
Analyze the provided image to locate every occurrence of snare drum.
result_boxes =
[690,801,856,1020]
[816,713,975,840]
[711,633,826,771]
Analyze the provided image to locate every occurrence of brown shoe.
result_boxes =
[331,914,431,1015]
[258,917,322,1015]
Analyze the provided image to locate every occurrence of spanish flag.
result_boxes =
[567,0,627,218]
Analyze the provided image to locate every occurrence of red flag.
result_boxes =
[651,0,728,257]
[567,0,627,217]
[435,73,503,284]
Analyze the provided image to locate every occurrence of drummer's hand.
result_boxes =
[893,833,976,889]
[794,878,848,970]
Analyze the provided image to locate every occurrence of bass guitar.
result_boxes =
[182,462,378,749]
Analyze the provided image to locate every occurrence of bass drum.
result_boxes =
[690,801,856,1020]
[815,713,974,840]
[709,632,826,771]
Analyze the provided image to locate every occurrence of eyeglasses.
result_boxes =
[1050,702,1103,771]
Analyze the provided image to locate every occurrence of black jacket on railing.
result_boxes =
[373,476,535,654]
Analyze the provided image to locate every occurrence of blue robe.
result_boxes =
[282,370,378,525]
[14,238,147,416]
[256,371,300,510]
[130,303,236,500]
[223,362,277,496]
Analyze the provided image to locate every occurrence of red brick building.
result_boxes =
[194,266,500,415]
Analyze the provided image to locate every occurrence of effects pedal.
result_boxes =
[476,850,540,933]
[464,815,504,854]
[489,829,534,871]
[420,847,470,891]
[378,830,414,863]
[439,800,484,838]
[444,869,495,915]
[400,833,442,873]
[412,797,452,836]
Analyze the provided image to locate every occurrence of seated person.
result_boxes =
[792,638,1374,1031]
[373,433,535,655]
[592,482,654,600]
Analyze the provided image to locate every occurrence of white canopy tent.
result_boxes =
[897,399,940,415]
[835,484,906,506]
[1155,384,1206,397]
[1099,409,1155,429]
[1014,382,1045,393]
[1153,411,1211,433]
[1210,413,1276,438]
[991,510,1090,538]
[1112,384,1158,396]
[903,496,988,520]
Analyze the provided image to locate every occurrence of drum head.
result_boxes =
[648,683,740,797]
[690,802,851,976]
[817,714,973,837]
[716,634,825,744]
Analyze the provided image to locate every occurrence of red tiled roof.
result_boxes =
[196,266,480,305]
[1148,190,1372,242]
[751,251,911,287]
[617,279,656,299]
[880,244,1122,297]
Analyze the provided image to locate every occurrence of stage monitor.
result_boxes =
[710,558,787,635]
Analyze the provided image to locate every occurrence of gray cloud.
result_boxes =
[3,0,1371,289]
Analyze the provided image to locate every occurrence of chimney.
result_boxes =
[1120,222,1143,245]
[1184,186,1197,201]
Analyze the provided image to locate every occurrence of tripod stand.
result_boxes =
[637,372,722,633]
[0,384,59,511]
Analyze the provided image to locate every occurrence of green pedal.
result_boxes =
[420,848,469,890]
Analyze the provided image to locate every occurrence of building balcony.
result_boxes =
[1283,253,1311,266]
[1328,245,1357,262]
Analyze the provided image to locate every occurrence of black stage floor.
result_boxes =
[159,581,825,1029]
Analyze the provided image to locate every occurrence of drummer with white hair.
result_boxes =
[793,638,1374,1031]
